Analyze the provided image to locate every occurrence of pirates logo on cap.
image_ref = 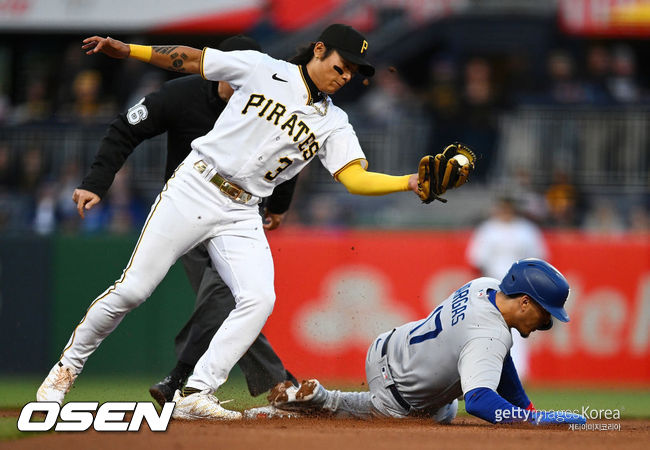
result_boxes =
[317,24,375,77]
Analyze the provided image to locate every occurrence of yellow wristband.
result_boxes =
[129,44,152,63]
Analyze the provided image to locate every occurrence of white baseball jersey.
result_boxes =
[466,218,547,279]
[383,277,512,411]
[194,48,368,198]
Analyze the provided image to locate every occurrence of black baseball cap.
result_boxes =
[219,35,261,52]
[317,24,375,77]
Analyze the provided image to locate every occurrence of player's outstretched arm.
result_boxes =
[82,36,202,74]
[336,162,419,196]
[464,387,586,425]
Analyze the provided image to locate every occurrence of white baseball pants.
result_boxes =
[59,150,275,393]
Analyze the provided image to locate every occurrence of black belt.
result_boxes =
[381,329,412,412]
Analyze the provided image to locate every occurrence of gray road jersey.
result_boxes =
[384,277,513,412]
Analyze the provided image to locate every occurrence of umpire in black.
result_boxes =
[74,35,298,406]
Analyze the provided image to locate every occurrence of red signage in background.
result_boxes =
[0,0,467,33]
[153,8,263,34]
[530,233,650,385]
[559,0,650,36]
[268,0,374,32]
[263,229,650,385]
[267,0,464,32]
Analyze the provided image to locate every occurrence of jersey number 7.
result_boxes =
[409,305,444,345]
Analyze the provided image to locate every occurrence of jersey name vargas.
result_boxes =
[242,93,321,180]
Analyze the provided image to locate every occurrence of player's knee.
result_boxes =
[111,282,154,309]
[238,289,275,318]
[254,290,276,317]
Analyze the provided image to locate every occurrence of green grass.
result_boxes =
[515,387,650,418]
[1,375,648,441]
[0,373,266,412]
[0,373,266,442]
[0,417,40,441]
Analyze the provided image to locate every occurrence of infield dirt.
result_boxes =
[1,413,648,450]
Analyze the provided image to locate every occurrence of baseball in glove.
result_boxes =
[417,142,476,204]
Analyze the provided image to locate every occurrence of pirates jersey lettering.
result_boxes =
[195,48,368,198]
[242,94,321,164]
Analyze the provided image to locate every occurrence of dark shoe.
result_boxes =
[285,370,299,387]
[149,376,183,407]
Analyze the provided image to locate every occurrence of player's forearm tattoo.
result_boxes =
[152,46,178,55]
[152,46,189,72]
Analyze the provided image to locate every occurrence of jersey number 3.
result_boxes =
[409,305,444,345]
[264,157,293,181]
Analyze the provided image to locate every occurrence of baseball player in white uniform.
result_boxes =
[263,259,586,426]
[37,24,424,420]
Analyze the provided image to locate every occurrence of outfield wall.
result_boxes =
[0,231,648,384]
[0,235,195,375]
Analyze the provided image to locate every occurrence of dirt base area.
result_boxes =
[2,412,648,450]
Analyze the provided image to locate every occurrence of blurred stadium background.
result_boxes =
[0,0,648,400]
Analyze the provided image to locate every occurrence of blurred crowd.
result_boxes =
[0,141,147,235]
[0,38,649,235]
[420,43,649,180]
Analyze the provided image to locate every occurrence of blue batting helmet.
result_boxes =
[499,258,570,328]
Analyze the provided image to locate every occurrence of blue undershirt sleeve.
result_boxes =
[464,387,533,424]
[496,352,532,409]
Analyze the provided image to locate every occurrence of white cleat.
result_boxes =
[172,389,242,420]
[267,379,321,411]
[267,380,300,405]
[243,405,303,419]
[36,362,77,405]
[294,379,321,402]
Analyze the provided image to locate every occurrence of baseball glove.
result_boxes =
[417,142,476,204]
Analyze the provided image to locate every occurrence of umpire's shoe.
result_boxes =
[172,389,242,420]
[37,362,77,405]
[149,375,186,407]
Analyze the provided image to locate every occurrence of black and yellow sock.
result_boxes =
[181,386,201,397]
